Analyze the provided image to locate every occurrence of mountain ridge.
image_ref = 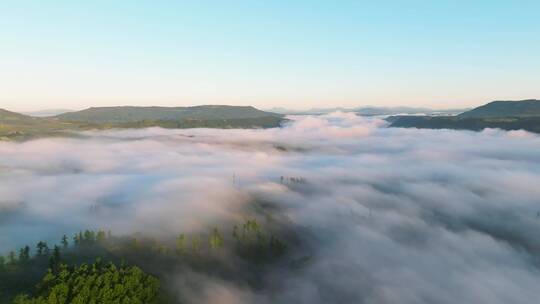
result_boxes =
[457,99,540,118]
[0,105,285,140]
[268,106,468,116]
[389,100,540,133]
[56,105,282,123]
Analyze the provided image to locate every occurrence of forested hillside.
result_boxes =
[0,219,291,303]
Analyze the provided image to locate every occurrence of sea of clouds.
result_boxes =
[1,112,540,303]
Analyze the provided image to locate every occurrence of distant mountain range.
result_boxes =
[22,109,74,117]
[389,99,540,133]
[268,106,468,116]
[0,105,285,140]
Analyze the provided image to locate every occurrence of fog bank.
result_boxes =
[1,113,540,303]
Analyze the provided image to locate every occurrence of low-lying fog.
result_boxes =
[1,113,540,303]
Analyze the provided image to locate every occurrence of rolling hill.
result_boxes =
[457,99,540,118]
[0,109,37,122]
[388,100,540,133]
[0,106,285,140]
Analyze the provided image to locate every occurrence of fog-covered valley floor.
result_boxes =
[1,113,540,303]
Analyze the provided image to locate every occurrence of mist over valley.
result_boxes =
[1,112,540,303]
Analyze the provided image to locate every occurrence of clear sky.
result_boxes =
[1,0,539,111]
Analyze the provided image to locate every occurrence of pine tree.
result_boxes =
[270,235,287,256]
[73,233,80,246]
[97,230,106,242]
[37,241,48,256]
[18,245,30,262]
[18,248,25,262]
[44,242,50,256]
[176,234,186,254]
[232,225,239,240]
[49,245,62,273]
[191,235,201,254]
[83,230,95,243]
[8,250,17,265]
[53,245,61,262]
[209,228,224,249]
[61,234,69,248]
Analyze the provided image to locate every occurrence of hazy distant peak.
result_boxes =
[22,109,74,117]
[268,106,468,116]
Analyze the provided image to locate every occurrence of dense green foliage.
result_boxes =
[0,220,289,303]
[13,261,159,304]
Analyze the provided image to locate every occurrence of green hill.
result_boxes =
[457,99,540,118]
[388,99,540,133]
[0,109,37,122]
[0,106,285,140]
[0,109,93,140]
[387,115,540,133]
[56,105,283,123]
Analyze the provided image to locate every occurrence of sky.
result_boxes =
[0,0,539,111]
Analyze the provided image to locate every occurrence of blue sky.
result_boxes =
[1,0,539,111]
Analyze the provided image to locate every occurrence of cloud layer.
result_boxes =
[1,112,540,303]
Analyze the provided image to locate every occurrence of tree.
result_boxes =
[49,245,62,273]
[176,234,186,254]
[232,225,239,240]
[235,219,287,261]
[18,246,30,262]
[83,230,96,243]
[242,219,261,244]
[0,255,5,269]
[157,245,168,255]
[209,228,224,249]
[13,260,160,304]
[191,235,201,254]
[44,244,50,256]
[61,234,69,248]
[36,241,49,256]
[96,230,106,242]
[130,237,141,250]
[8,250,17,265]
[73,233,80,246]
[270,235,287,256]
[53,245,61,262]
